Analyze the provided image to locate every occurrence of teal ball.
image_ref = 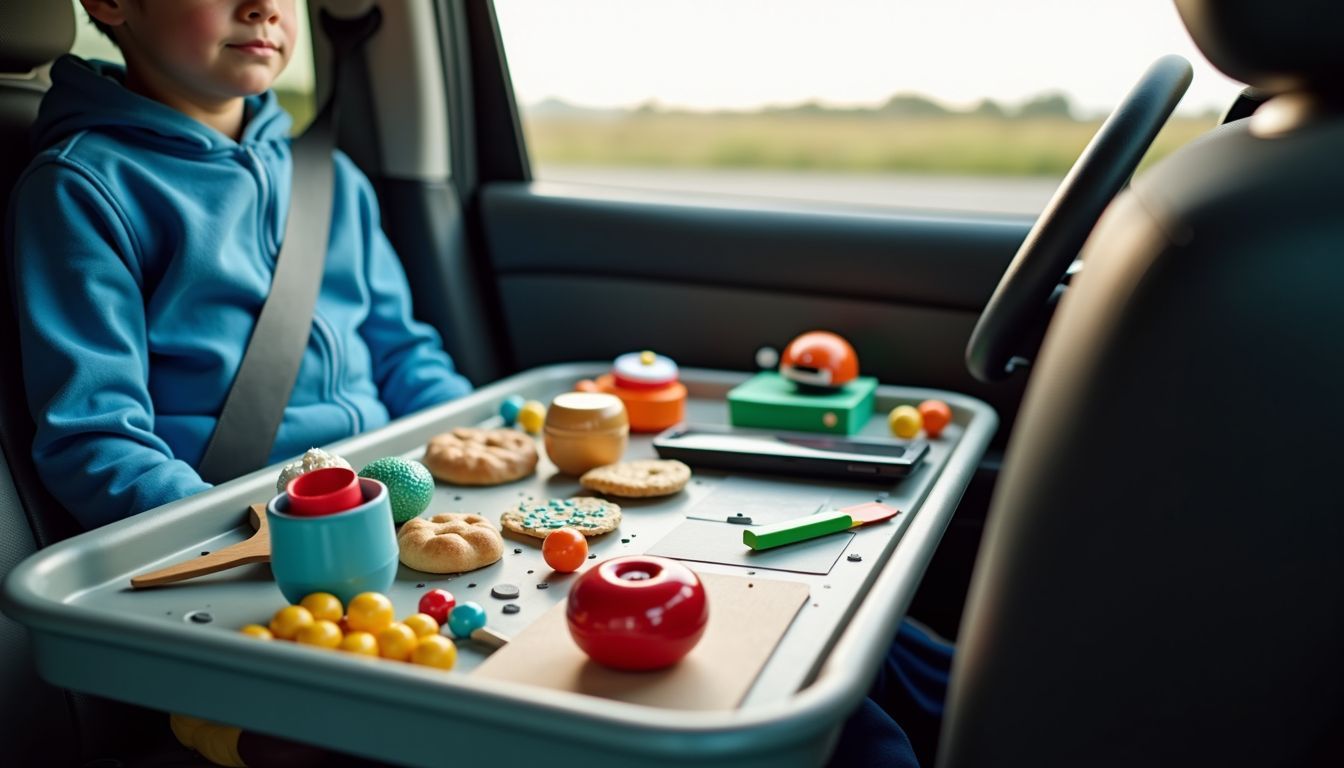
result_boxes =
[499,394,526,426]
[359,457,434,524]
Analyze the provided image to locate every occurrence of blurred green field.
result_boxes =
[521,113,1215,177]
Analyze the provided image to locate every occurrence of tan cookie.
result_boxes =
[500,497,621,539]
[580,459,691,498]
[397,513,504,574]
[423,427,538,486]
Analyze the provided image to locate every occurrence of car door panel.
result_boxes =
[477,182,1031,426]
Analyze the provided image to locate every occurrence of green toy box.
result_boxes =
[727,372,878,435]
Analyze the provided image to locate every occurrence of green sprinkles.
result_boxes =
[517,499,612,530]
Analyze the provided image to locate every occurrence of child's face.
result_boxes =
[90,0,298,102]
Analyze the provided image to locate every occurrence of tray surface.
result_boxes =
[3,364,996,768]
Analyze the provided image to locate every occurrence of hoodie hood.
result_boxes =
[33,55,292,154]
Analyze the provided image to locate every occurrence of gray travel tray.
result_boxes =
[2,364,996,768]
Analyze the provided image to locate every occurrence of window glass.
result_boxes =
[496,0,1244,216]
[68,0,317,135]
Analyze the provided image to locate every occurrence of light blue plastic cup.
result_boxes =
[266,478,399,605]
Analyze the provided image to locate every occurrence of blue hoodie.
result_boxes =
[5,56,473,529]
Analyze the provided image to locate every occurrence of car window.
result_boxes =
[67,0,317,135]
[495,0,1244,216]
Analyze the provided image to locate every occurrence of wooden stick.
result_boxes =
[470,626,511,649]
[130,504,270,588]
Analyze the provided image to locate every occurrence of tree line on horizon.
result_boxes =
[526,92,1220,122]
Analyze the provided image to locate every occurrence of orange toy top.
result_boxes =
[576,351,687,433]
[779,331,859,389]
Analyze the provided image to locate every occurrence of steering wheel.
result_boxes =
[965,55,1193,383]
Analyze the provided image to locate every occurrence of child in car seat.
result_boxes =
[5,0,471,531]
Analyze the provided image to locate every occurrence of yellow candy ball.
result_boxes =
[377,623,420,661]
[269,605,314,640]
[410,635,458,671]
[888,405,923,439]
[346,592,395,634]
[403,613,440,638]
[299,592,344,623]
[639,350,656,365]
[295,619,344,650]
[339,631,380,657]
[518,400,546,434]
[239,624,273,640]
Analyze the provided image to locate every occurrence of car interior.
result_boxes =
[0,0,1340,766]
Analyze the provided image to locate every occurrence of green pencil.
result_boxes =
[742,509,854,551]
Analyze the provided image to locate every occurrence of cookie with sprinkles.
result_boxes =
[499,497,621,539]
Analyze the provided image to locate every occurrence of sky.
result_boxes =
[71,1,1244,117]
[493,0,1244,116]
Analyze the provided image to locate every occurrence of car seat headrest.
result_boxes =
[0,0,75,74]
[1175,0,1344,99]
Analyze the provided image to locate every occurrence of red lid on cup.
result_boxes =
[286,467,363,517]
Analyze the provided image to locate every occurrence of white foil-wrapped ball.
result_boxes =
[275,448,353,494]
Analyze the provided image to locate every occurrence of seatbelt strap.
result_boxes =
[197,7,383,485]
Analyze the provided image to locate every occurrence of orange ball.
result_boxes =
[543,527,589,573]
[295,620,343,650]
[410,635,458,671]
[346,592,395,634]
[917,399,953,438]
[402,613,440,638]
[239,624,273,640]
[377,623,420,662]
[339,631,380,657]
[299,592,344,623]
[268,605,314,640]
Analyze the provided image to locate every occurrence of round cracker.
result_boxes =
[500,497,621,539]
[397,513,503,574]
[423,427,538,486]
[579,459,691,498]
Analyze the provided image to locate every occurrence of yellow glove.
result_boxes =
[169,713,246,768]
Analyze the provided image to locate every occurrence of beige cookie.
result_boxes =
[423,427,538,486]
[397,513,504,574]
[580,459,691,498]
[500,497,622,539]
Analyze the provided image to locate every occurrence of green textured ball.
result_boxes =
[359,457,434,524]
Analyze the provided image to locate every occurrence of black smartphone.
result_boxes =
[652,424,928,482]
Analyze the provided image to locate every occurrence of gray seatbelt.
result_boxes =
[197,8,383,485]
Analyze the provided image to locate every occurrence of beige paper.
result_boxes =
[473,573,809,710]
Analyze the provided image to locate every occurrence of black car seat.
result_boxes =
[940,1,1344,766]
[0,3,209,766]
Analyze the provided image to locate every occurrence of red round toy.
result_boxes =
[566,556,708,671]
[418,589,456,625]
[779,331,859,390]
[917,399,953,438]
[543,527,589,573]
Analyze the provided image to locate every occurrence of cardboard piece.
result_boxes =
[647,518,853,575]
[727,371,877,435]
[473,573,809,710]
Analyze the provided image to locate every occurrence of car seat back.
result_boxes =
[940,1,1344,765]
[0,4,164,765]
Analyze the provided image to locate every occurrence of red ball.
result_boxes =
[418,589,455,625]
[543,527,589,573]
[566,556,708,671]
[917,399,953,438]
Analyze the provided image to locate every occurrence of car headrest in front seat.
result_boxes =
[1174,0,1344,98]
[0,0,75,74]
